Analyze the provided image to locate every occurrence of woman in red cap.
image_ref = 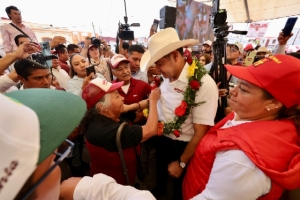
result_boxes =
[80,78,161,185]
[183,54,300,200]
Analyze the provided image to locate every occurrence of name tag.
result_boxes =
[174,88,184,94]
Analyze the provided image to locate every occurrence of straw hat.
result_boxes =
[141,28,199,71]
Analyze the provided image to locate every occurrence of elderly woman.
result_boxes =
[183,54,300,200]
[80,78,160,185]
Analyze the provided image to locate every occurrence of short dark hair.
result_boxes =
[55,44,67,54]
[14,34,29,46]
[67,44,79,53]
[122,42,129,50]
[14,59,48,80]
[5,6,19,19]
[128,45,145,55]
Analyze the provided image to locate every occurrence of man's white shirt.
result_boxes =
[157,63,218,141]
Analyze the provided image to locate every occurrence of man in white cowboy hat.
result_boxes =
[142,28,218,199]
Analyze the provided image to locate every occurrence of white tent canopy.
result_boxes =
[172,0,300,23]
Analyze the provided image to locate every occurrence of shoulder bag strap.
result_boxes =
[116,122,131,185]
[9,23,32,42]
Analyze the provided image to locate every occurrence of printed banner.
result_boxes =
[246,23,269,38]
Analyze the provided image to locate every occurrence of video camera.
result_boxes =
[118,22,135,40]
[30,41,57,67]
[90,37,102,47]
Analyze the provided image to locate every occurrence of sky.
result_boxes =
[0,0,171,37]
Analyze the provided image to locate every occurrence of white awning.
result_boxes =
[178,0,300,23]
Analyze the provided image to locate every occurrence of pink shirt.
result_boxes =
[1,22,38,53]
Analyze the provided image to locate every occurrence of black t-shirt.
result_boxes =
[85,114,143,152]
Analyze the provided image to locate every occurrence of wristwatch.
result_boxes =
[179,160,186,169]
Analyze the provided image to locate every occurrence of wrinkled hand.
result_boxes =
[139,99,149,109]
[149,88,161,102]
[278,31,293,45]
[168,161,183,178]
[59,177,82,200]
[50,36,66,48]
[12,42,39,59]
[147,66,160,75]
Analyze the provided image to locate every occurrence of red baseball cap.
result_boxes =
[225,54,300,108]
[82,78,124,109]
[244,44,254,51]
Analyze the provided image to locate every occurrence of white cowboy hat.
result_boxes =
[141,28,199,71]
[140,49,150,72]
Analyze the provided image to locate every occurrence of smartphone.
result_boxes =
[86,65,96,76]
[40,41,52,67]
[151,19,160,32]
[282,17,298,36]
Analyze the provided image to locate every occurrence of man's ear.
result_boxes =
[18,75,25,83]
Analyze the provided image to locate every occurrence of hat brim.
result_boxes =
[144,39,199,71]
[108,81,124,92]
[112,60,130,69]
[140,50,150,72]
[88,44,99,50]
[5,89,86,164]
[225,64,263,88]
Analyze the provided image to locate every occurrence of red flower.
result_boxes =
[184,48,192,58]
[186,56,193,65]
[157,122,164,136]
[173,129,180,138]
[175,101,188,117]
[154,76,162,87]
[150,81,157,90]
[190,80,200,90]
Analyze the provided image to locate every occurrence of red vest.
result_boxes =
[183,113,300,200]
[86,141,140,185]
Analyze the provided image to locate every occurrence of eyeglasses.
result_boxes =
[227,47,239,53]
[21,139,74,200]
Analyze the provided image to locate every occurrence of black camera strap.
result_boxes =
[9,23,32,42]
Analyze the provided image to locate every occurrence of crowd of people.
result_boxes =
[1,5,300,200]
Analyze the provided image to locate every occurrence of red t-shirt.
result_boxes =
[113,78,151,105]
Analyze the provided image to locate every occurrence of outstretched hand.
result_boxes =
[12,42,39,59]
[278,31,293,45]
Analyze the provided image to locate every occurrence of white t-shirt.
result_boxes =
[191,116,271,200]
[121,83,130,94]
[158,63,219,141]
[74,173,156,200]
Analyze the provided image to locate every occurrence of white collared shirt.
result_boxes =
[158,63,218,141]
[51,66,70,89]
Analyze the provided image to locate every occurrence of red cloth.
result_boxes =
[183,113,300,200]
[59,60,70,74]
[113,78,151,105]
[86,140,140,185]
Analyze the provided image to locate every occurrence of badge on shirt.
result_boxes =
[174,88,185,94]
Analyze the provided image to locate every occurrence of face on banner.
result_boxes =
[175,0,213,42]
